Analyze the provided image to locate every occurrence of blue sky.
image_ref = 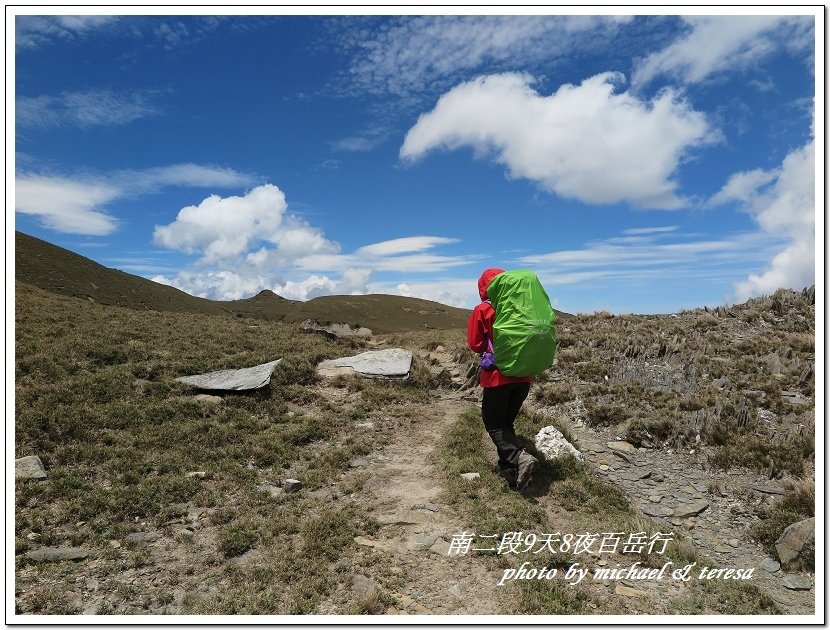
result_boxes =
[11,9,820,314]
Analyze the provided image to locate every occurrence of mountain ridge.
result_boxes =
[14,231,481,333]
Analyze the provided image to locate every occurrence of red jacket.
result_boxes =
[467,268,534,388]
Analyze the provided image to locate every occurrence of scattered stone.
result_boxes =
[672,500,709,519]
[317,348,413,379]
[26,547,89,562]
[775,517,814,565]
[187,507,209,522]
[193,394,223,404]
[607,441,637,454]
[648,495,664,503]
[782,575,812,591]
[615,584,649,597]
[308,489,333,502]
[185,471,207,479]
[651,472,665,483]
[751,483,786,495]
[352,574,380,598]
[727,538,739,548]
[354,536,386,549]
[598,465,610,472]
[15,455,47,480]
[257,483,284,499]
[760,557,781,573]
[355,422,375,430]
[430,538,452,556]
[349,458,371,468]
[410,533,440,550]
[534,426,584,461]
[780,391,811,407]
[641,504,673,518]
[377,513,428,526]
[125,531,162,543]
[447,583,464,597]
[176,359,282,391]
[460,472,480,481]
[283,479,302,493]
[230,548,261,566]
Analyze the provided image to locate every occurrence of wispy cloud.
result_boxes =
[516,228,789,294]
[632,16,814,88]
[15,175,122,235]
[401,72,716,209]
[15,14,232,52]
[336,15,632,101]
[15,164,255,236]
[17,89,162,129]
[15,15,120,49]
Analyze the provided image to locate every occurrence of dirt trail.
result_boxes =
[327,390,508,614]
[343,376,814,616]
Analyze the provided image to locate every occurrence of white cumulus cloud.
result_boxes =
[401,72,714,209]
[632,16,814,88]
[153,184,339,265]
[709,140,816,300]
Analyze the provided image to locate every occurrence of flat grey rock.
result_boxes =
[607,441,637,454]
[782,575,812,591]
[672,499,709,519]
[26,547,89,562]
[534,426,584,461]
[16,455,47,480]
[460,472,480,481]
[751,483,786,495]
[176,359,282,391]
[317,348,412,379]
[301,319,372,338]
[125,531,162,543]
[760,557,781,573]
[641,503,673,517]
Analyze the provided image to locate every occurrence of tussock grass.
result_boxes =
[14,281,437,614]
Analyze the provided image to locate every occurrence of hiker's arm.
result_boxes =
[467,304,488,353]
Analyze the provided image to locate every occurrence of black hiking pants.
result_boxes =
[481,382,531,475]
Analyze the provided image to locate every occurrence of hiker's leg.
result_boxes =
[505,381,531,429]
[482,384,523,473]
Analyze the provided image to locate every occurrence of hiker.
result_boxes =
[467,268,540,491]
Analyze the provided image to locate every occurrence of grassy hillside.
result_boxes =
[14,231,474,334]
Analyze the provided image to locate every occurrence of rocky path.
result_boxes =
[328,391,508,614]
[529,397,815,615]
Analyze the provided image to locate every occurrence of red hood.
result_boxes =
[478,268,504,301]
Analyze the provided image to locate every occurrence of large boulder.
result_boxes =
[317,348,412,379]
[775,516,815,566]
[301,319,372,339]
[534,426,584,461]
[175,359,282,391]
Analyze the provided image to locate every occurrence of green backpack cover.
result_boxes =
[487,269,557,377]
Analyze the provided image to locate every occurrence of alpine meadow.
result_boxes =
[11,10,820,623]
